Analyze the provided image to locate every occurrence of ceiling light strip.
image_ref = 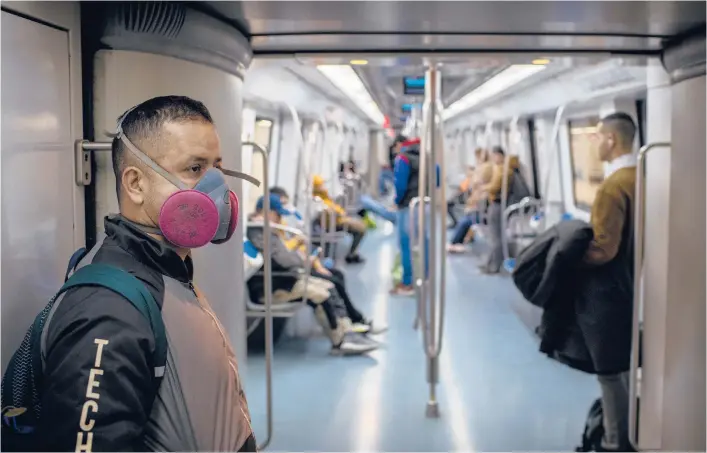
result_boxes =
[443,64,547,120]
[317,65,385,125]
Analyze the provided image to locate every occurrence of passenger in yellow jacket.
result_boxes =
[312,175,367,264]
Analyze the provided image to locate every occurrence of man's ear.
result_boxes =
[122,165,147,206]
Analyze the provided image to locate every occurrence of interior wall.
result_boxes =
[92,49,250,368]
[660,73,705,451]
[0,2,84,370]
[638,59,673,449]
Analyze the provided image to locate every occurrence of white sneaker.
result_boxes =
[331,333,378,355]
[348,322,371,334]
[354,319,388,335]
[447,244,467,254]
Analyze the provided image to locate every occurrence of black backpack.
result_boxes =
[1,248,168,452]
[575,398,604,452]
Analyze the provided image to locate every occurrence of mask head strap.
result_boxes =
[115,108,261,188]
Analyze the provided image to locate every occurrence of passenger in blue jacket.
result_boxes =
[390,138,439,296]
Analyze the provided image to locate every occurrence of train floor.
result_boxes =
[245,225,600,451]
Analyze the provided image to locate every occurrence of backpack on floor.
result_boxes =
[575,398,604,452]
[1,248,168,452]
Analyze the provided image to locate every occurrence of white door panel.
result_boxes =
[1,11,76,370]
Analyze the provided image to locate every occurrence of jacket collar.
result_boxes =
[104,215,193,283]
[605,153,637,178]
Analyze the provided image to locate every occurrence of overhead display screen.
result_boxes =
[401,103,422,114]
[403,76,425,95]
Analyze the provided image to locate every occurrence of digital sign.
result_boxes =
[401,103,422,114]
[403,76,425,95]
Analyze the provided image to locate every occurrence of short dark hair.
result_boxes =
[492,146,505,156]
[600,112,636,146]
[270,186,289,199]
[112,95,214,201]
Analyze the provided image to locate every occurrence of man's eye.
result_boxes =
[189,164,202,173]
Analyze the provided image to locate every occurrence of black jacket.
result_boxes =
[513,219,633,375]
[38,216,256,451]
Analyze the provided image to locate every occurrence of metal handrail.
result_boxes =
[541,104,568,214]
[501,197,544,264]
[628,142,671,451]
[241,141,273,451]
[285,104,306,206]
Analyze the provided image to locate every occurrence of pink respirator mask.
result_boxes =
[117,125,260,249]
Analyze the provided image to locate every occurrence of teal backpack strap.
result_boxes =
[58,264,168,379]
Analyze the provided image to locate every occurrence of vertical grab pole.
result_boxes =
[628,142,671,451]
[243,142,273,451]
[420,64,447,418]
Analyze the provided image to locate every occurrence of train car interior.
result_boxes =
[1,1,705,452]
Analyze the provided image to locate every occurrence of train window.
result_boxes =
[568,117,602,211]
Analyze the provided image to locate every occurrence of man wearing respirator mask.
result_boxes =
[36,96,258,452]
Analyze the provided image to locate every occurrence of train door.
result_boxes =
[1,8,82,369]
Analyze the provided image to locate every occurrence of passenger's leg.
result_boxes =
[343,217,367,261]
[360,194,397,224]
[447,200,458,227]
[450,215,474,244]
[483,202,504,273]
[310,298,377,355]
[390,207,415,296]
[312,269,365,324]
[597,372,631,451]
[327,268,388,334]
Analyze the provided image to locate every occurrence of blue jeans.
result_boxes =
[361,194,396,224]
[379,169,394,194]
[450,212,480,244]
[397,206,430,286]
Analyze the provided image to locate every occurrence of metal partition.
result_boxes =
[417,65,447,418]
[629,142,671,451]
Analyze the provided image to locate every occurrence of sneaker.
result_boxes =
[348,321,372,334]
[447,244,467,254]
[389,283,415,296]
[478,264,500,275]
[331,332,378,355]
[361,318,388,335]
[345,254,365,264]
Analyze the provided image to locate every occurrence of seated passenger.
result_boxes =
[312,175,367,264]
[339,160,376,229]
[269,186,305,229]
[582,112,638,452]
[446,165,474,228]
[268,188,388,335]
[246,195,377,355]
[448,149,492,253]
